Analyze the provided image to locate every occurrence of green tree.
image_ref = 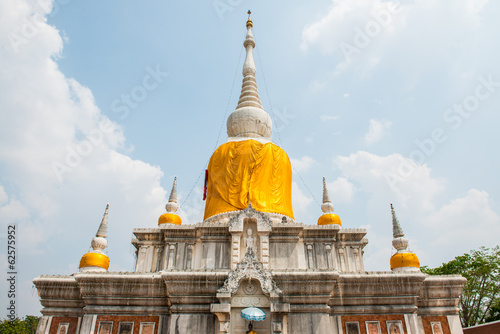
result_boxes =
[0,316,39,334]
[421,246,500,328]
[485,298,500,323]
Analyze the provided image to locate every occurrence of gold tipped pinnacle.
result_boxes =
[246,10,253,28]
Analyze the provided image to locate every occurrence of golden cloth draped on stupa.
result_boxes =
[203,139,294,220]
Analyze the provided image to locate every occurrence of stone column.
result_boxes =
[185,244,194,269]
[35,316,52,334]
[151,246,161,272]
[352,247,360,272]
[306,244,315,269]
[330,315,343,334]
[167,244,176,269]
[78,315,97,334]
[271,292,290,334]
[325,244,334,270]
[338,247,347,272]
[211,293,231,334]
[404,314,422,334]
[447,315,463,334]
[135,246,148,271]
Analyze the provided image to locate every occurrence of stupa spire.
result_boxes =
[158,177,182,226]
[168,176,178,204]
[318,177,341,226]
[322,176,332,205]
[236,10,262,110]
[95,203,109,238]
[227,11,272,139]
[166,177,179,213]
[79,203,110,272]
[391,203,404,238]
[389,203,420,272]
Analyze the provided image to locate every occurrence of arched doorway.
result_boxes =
[230,279,271,334]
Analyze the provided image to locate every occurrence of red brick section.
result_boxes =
[49,316,80,334]
[341,315,407,334]
[93,315,159,334]
[463,321,500,334]
[421,316,451,334]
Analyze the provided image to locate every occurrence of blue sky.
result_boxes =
[1,0,499,317]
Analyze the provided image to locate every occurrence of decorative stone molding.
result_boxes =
[227,204,273,231]
[231,295,269,308]
[227,107,272,138]
[260,234,270,269]
[231,233,242,270]
[242,280,259,295]
[218,248,281,295]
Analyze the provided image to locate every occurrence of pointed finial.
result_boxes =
[321,177,334,213]
[318,177,341,225]
[79,203,110,271]
[169,177,178,203]
[246,10,253,28]
[96,203,109,238]
[166,177,179,213]
[91,203,109,253]
[391,203,404,238]
[390,203,420,272]
[226,10,272,139]
[322,177,331,203]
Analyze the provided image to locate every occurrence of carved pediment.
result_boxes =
[227,203,273,231]
[217,248,281,295]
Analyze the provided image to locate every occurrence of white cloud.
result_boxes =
[333,150,500,269]
[327,177,356,203]
[363,119,392,145]
[0,188,30,223]
[425,189,500,261]
[177,186,206,224]
[290,156,316,173]
[301,0,494,77]
[292,181,314,223]
[0,185,7,204]
[301,0,408,55]
[0,0,168,316]
[335,151,444,214]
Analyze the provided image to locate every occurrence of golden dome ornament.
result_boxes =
[158,177,182,226]
[79,203,110,272]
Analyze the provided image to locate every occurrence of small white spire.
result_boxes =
[169,177,178,203]
[391,203,404,238]
[227,11,272,139]
[321,177,334,213]
[91,203,109,253]
[237,10,260,109]
[389,203,420,272]
[322,177,331,203]
[390,203,408,251]
[166,177,179,213]
[95,203,109,238]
